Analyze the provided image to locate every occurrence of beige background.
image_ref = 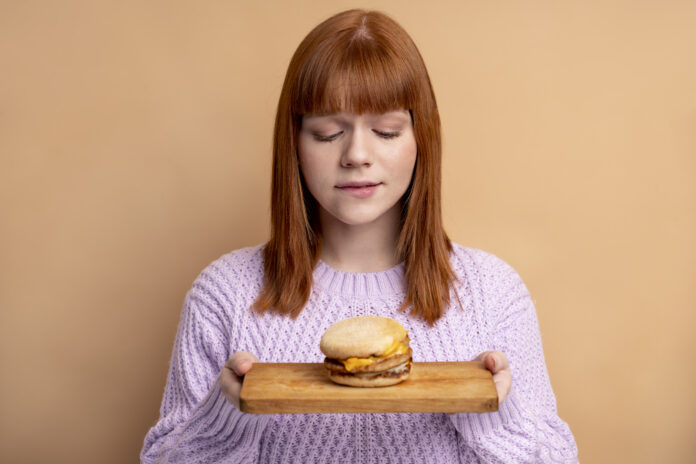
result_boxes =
[1,1,694,462]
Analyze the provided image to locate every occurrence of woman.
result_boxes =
[141,9,578,463]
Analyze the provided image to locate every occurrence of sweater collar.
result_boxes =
[312,259,406,298]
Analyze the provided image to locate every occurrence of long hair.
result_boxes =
[252,9,459,325]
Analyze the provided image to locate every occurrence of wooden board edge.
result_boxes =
[239,396,498,414]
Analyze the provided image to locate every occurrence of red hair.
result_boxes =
[253,9,460,325]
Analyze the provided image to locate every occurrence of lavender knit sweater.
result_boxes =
[141,243,578,463]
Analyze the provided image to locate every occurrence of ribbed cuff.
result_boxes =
[191,378,271,445]
[449,388,526,442]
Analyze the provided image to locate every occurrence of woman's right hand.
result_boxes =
[220,351,258,409]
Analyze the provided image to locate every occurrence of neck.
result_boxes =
[318,203,402,273]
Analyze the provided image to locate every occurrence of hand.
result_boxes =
[220,351,259,409]
[475,350,512,404]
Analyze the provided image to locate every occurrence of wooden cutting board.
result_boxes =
[239,361,498,414]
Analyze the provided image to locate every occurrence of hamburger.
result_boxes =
[319,316,412,387]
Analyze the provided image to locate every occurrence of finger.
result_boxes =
[492,369,512,404]
[226,351,259,376]
[474,350,493,363]
[484,353,496,372]
[484,351,509,374]
[221,352,260,409]
[219,368,242,409]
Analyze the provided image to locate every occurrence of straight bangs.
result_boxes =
[293,33,418,116]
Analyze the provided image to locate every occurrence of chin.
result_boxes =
[336,212,388,226]
[332,203,397,225]
[318,196,403,228]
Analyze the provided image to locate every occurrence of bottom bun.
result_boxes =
[327,360,412,387]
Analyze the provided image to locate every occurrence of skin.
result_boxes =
[220,110,512,407]
[298,110,417,272]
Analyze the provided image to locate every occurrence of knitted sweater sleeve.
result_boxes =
[140,275,271,464]
[450,251,578,463]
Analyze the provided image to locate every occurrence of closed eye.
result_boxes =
[374,130,401,139]
[313,131,343,142]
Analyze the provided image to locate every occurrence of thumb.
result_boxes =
[484,353,497,372]
[474,350,496,369]
[475,350,506,374]
[236,360,252,376]
[228,351,259,376]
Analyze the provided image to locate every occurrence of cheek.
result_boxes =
[298,140,316,182]
[298,150,329,195]
[393,139,417,183]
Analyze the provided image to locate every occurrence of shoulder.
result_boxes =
[188,243,266,310]
[172,245,266,358]
[449,241,534,322]
[448,242,530,305]
[448,241,521,281]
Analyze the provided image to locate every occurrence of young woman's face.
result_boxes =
[298,110,417,227]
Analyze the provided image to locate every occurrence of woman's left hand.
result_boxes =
[475,350,512,404]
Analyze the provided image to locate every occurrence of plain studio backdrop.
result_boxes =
[1,1,694,462]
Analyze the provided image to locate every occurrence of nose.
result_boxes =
[340,128,372,168]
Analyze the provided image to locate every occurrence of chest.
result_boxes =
[245,289,490,363]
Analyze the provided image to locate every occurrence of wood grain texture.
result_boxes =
[239,361,498,414]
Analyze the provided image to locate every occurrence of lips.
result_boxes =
[336,181,382,198]
[336,181,381,188]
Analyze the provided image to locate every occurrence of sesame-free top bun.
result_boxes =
[320,315,408,359]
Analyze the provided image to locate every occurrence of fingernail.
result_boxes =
[237,361,249,374]
[489,356,496,370]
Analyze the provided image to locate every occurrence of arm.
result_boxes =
[450,253,578,463]
[140,285,270,464]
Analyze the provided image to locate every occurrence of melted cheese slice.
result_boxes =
[342,339,409,372]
